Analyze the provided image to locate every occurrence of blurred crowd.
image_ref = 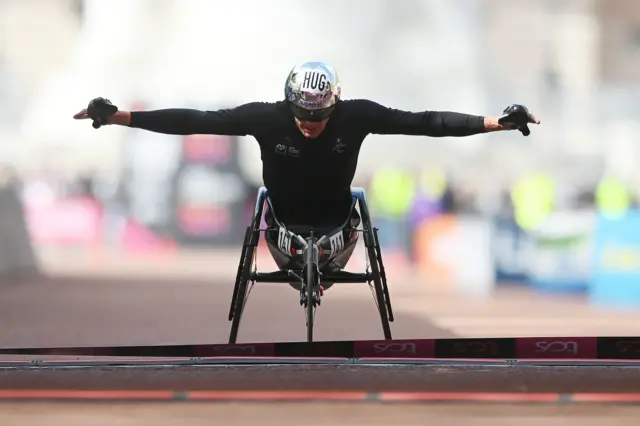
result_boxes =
[10,163,636,255]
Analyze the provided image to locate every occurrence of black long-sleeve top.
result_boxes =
[129,99,486,226]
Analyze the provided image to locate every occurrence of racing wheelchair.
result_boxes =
[227,187,394,343]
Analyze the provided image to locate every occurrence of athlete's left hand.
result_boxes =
[498,104,540,136]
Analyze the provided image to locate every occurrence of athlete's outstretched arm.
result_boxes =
[73,102,275,136]
[354,99,538,137]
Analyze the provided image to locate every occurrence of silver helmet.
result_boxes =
[284,62,341,121]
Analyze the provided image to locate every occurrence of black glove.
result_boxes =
[498,104,537,136]
[87,97,118,129]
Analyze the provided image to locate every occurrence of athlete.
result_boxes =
[73,61,539,274]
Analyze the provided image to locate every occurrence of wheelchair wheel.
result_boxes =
[305,259,316,342]
[228,227,250,321]
[304,232,319,343]
[228,228,256,344]
[366,237,392,340]
[373,227,394,322]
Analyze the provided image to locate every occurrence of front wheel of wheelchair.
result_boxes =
[305,261,316,342]
[366,243,392,340]
[304,233,320,343]
[228,228,256,344]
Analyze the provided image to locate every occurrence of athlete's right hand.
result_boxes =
[498,104,539,137]
[73,97,119,129]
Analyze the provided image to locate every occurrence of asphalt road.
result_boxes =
[3,402,640,426]
[2,365,640,393]
[0,273,455,348]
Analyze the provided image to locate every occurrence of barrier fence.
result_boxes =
[1,336,640,360]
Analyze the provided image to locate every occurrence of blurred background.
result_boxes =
[2,0,640,345]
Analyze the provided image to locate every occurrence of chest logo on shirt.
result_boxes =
[332,137,346,154]
[275,143,301,158]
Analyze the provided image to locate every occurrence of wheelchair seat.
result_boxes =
[261,187,365,240]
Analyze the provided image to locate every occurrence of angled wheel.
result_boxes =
[373,227,394,322]
[354,188,393,340]
[365,229,392,340]
[228,227,250,321]
[228,228,257,344]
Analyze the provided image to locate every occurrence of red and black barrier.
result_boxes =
[1,336,639,360]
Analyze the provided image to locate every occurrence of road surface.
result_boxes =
[2,248,640,425]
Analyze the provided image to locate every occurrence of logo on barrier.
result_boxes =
[274,341,353,358]
[437,338,517,358]
[453,341,500,357]
[373,343,417,356]
[354,340,435,358]
[595,337,640,359]
[535,341,578,355]
[515,337,597,358]
[615,340,640,356]
[192,344,274,357]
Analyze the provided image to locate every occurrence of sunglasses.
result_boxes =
[289,103,335,122]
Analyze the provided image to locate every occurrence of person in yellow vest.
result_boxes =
[596,175,631,219]
[510,172,555,231]
[369,167,416,253]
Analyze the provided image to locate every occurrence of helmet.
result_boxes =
[284,62,341,122]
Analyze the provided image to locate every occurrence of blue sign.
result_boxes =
[492,217,530,284]
[590,210,640,308]
[528,211,594,294]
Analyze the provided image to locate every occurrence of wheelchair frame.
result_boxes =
[227,187,394,343]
